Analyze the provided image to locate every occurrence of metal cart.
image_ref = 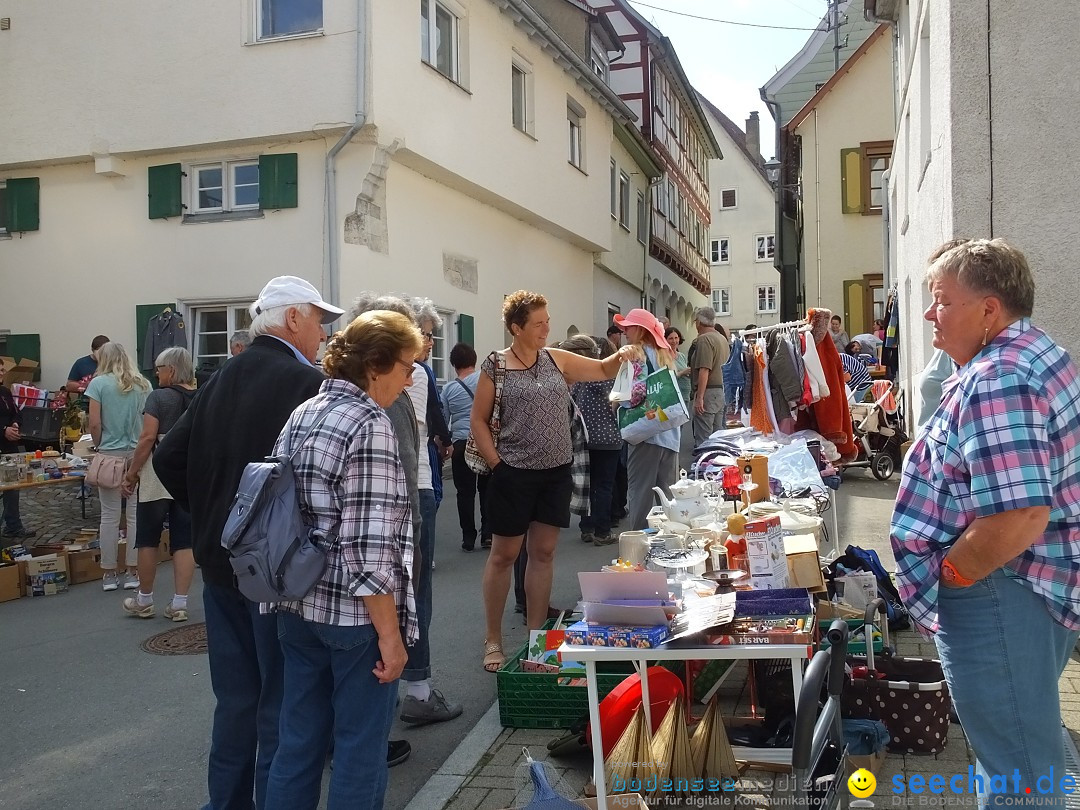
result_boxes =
[791,619,850,808]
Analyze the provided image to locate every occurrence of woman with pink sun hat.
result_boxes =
[613,308,681,531]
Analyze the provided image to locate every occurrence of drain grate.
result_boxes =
[1064,723,1080,810]
[140,622,208,656]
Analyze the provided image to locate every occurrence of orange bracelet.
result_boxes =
[941,557,977,587]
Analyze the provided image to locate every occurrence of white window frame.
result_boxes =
[719,188,738,210]
[710,237,730,265]
[755,233,775,263]
[712,287,731,317]
[510,57,533,135]
[255,0,323,41]
[567,99,585,170]
[429,308,455,384]
[189,301,254,375]
[636,191,647,244]
[421,0,460,83]
[190,159,260,215]
[756,284,778,314]
[618,171,631,230]
[610,160,617,218]
[590,39,609,82]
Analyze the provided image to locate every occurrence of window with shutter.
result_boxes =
[5,177,40,232]
[456,314,474,347]
[840,147,863,214]
[719,188,737,209]
[148,164,184,219]
[259,153,298,209]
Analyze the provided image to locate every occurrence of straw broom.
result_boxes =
[603,706,655,796]
[649,693,696,800]
[690,696,740,781]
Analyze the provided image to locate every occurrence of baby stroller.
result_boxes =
[843,380,908,481]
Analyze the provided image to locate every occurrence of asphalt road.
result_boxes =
[0,470,899,809]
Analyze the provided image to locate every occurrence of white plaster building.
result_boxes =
[787,26,894,335]
[866,0,1080,410]
[696,98,779,331]
[0,0,647,387]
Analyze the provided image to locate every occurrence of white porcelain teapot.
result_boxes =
[652,471,710,524]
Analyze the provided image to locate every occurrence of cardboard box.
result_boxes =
[744,515,788,590]
[0,356,40,386]
[737,454,770,503]
[0,562,21,602]
[66,547,106,585]
[706,614,815,646]
[784,533,826,592]
[565,621,669,649]
[847,748,887,777]
[72,438,95,459]
[21,554,68,596]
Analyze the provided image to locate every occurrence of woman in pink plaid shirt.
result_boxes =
[891,239,1080,805]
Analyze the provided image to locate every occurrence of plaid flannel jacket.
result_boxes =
[266,379,417,640]
[891,319,1080,634]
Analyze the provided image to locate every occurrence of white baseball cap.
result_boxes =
[251,276,345,324]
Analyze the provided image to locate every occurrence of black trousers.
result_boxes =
[451,439,489,547]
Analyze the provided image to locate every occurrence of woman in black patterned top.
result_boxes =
[474,291,640,672]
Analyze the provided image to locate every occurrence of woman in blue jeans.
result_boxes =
[264,310,422,810]
[891,239,1080,805]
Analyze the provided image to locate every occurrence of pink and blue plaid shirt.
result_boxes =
[891,319,1080,633]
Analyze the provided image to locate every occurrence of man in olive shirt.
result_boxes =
[689,306,730,445]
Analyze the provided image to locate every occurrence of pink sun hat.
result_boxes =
[613,308,671,351]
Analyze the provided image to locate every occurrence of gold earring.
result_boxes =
[981,328,989,347]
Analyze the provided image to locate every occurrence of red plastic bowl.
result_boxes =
[588,665,685,757]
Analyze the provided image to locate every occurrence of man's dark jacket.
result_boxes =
[153,336,324,587]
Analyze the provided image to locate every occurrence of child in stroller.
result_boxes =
[843,380,908,480]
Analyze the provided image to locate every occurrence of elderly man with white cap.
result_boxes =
[154,276,343,810]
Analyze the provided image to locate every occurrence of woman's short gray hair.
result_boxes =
[348,292,417,323]
[155,347,195,385]
[926,238,1035,317]
[250,303,313,337]
[408,296,443,330]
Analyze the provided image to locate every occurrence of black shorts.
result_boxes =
[485,462,572,538]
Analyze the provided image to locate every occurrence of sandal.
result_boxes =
[483,641,504,673]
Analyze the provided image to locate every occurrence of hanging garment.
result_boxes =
[722,336,746,409]
[767,332,803,417]
[801,330,830,402]
[748,343,774,435]
[807,309,857,460]
[142,310,187,369]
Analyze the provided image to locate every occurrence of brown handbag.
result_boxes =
[86,453,127,489]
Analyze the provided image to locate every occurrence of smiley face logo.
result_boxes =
[848,768,877,797]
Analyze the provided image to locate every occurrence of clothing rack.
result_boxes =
[738,319,811,338]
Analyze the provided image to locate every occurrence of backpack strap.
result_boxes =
[454,378,476,400]
[285,398,351,462]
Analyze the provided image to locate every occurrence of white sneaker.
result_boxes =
[102,572,119,591]
[123,572,140,590]
[163,604,189,622]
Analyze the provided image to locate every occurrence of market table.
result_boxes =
[0,474,91,519]
[561,637,814,808]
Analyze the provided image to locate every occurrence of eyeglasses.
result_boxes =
[396,359,416,375]
[421,331,435,341]
[154,365,168,372]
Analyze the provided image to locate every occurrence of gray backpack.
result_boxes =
[220,401,343,603]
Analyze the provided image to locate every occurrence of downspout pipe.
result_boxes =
[324,0,368,313]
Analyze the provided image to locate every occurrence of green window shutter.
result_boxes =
[5,334,41,381]
[6,178,40,232]
[148,164,183,219]
[259,153,298,209]
[457,314,474,347]
[840,148,863,214]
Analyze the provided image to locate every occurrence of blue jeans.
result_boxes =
[580,448,619,538]
[403,489,436,681]
[202,583,284,810]
[265,613,397,810]
[935,570,1079,806]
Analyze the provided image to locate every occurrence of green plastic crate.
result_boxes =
[496,641,635,729]
[819,619,883,655]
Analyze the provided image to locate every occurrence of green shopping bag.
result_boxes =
[616,362,689,444]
